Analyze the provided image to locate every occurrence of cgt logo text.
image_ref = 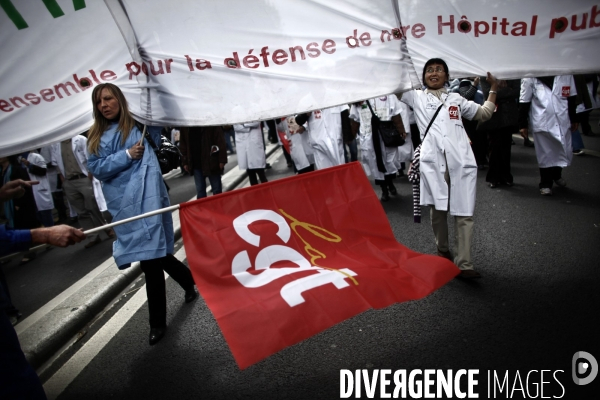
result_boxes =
[339,352,597,398]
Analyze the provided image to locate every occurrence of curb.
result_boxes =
[18,144,281,370]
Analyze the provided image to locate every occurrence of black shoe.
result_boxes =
[8,312,22,326]
[149,327,166,346]
[380,192,390,202]
[265,163,272,169]
[389,184,397,196]
[457,269,481,279]
[437,249,454,263]
[185,288,198,303]
[524,138,534,148]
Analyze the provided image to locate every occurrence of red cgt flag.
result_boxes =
[179,162,458,369]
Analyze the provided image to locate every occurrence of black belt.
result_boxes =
[67,173,86,180]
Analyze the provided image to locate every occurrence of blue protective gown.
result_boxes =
[88,124,173,268]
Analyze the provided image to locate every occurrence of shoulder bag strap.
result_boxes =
[422,102,444,141]
[365,100,379,121]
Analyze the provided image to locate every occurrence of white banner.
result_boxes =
[1,0,599,157]
[0,0,133,157]
[398,0,600,80]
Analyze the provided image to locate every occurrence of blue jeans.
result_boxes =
[193,168,222,198]
[344,139,358,163]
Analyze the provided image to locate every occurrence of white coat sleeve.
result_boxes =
[566,75,577,97]
[520,78,534,103]
[349,105,360,122]
[399,90,415,109]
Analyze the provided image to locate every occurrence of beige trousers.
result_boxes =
[430,156,474,270]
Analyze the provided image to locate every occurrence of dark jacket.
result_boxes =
[179,126,227,176]
[478,79,520,132]
[1,161,39,229]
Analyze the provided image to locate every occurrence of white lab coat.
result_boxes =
[92,177,107,212]
[278,117,314,171]
[349,96,400,180]
[50,134,108,212]
[520,76,576,168]
[233,122,266,169]
[39,144,60,193]
[51,135,90,178]
[171,128,180,144]
[401,90,481,216]
[305,105,347,170]
[395,100,414,165]
[26,152,54,211]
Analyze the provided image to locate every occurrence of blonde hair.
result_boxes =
[88,83,136,155]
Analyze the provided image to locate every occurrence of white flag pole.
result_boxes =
[137,124,147,146]
[82,204,180,235]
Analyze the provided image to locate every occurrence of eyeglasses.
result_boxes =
[425,67,445,74]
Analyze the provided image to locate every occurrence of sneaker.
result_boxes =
[554,178,567,187]
[573,149,584,156]
[380,192,390,202]
[524,138,535,148]
[540,188,552,196]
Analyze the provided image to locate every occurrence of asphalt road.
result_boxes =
[36,127,600,399]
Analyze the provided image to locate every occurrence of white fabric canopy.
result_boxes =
[1,0,598,157]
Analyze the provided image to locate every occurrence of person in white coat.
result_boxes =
[294,105,351,170]
[277,116,315,174]
[394,100,414,177]
[233,122,268,185]
[50,134,114,247]
[400,58,498,279]
[519,75,578,196]
[349,96,407,201]
[40,144,68,222]
[19,151,54,227]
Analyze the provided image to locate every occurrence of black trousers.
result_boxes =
[464,119,487,167]
[539,167,562,189]
[297,165,315,174]
[410,123,421,148]
[376,173,396,192]
[579,110,593,135]
[140,254,195,329]
[486,128,513,184]
[248,168,268,185]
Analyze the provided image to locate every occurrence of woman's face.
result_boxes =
[424,63,447,90]
[97,88,120,120]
